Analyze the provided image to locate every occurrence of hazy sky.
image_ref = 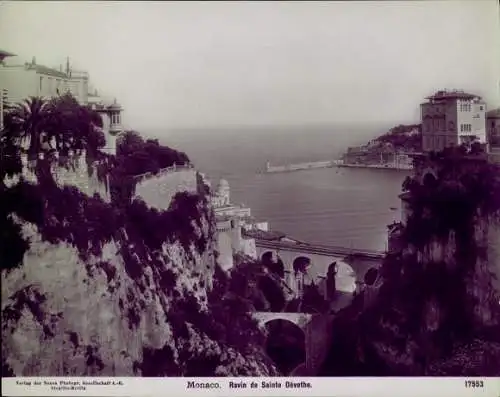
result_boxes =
[1,1,499,132]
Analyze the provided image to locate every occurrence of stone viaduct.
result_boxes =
[252,311,334,376]
[255,238,384,299]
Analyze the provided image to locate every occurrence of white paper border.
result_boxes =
[2,377,499,397]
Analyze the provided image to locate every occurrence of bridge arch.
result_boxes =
[261,251,285,279]
[330,261,357,294]
[421,167,438,188]
[292,256,312,274]
[263,318,306,375]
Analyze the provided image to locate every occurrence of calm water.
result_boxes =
[152,127,409,252]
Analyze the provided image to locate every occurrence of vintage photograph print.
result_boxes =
[1,1,499,393]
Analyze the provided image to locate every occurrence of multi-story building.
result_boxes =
[0,49,16,130]
[0,56,89,105]
[211,179,268,271]
[0,51,124,154]
[420,90,487,152]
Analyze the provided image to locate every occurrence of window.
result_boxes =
[39,76,43,91]
[480,106,484,111]
[461,124,464,132]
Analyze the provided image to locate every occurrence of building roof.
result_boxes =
[26,63,68,78]
[426,90,480,101]
[487,108,500,119]
[108,102,122,110]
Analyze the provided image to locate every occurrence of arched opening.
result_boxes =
[292,256,311,274]
[334,262,357,294]
[422,172,437,189]
[292,257,312,297]
[264,319,306,375]
[261,251,285,279]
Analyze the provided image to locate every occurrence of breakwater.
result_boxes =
[264,160,343,173]
[263,159,412,174]
[338,163,413,171]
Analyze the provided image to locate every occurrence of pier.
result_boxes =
[264,159,343,173]
[263,159,412,174]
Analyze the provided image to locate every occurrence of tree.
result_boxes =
[116,130,144,157]
[45,93,104,159]
[0,93,108,269]
[301,282,329,313]
[6,96,51,161]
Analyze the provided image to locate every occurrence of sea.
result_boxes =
[149,126,411,252]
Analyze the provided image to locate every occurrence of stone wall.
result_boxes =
[133,168,198,210]
[14,154,110,202]
[216,228,234,271]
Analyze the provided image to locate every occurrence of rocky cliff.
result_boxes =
[320,153,500,376]
[1,164,276,376]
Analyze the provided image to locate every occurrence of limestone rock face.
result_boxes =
[370,216,500,375]
[1,195,273,377]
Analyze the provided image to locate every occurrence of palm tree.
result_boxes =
[3,93,105,183]
[45,93,104,159]
[7,96,51,162]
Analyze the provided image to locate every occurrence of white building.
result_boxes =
[0,49,16,130]
[211,179,268,271]
[0,56,88,105]
[88,95,124,155]
[420,90,487,152]
[0,51,124,155]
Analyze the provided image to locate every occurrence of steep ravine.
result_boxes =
[319,156,500,376]
[1,174,276,376]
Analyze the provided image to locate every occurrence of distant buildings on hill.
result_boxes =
[344,89,499,167]
[0,49,123,155]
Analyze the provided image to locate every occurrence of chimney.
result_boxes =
[31,56,36,65]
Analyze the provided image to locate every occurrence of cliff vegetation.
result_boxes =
[320,145,500,376]
[375,123,422,152]
[1,95,276,376]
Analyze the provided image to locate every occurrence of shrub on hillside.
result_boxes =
[320,148,500,376]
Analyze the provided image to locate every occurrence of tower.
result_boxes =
[92,99,124,155]
[216,179,230,206]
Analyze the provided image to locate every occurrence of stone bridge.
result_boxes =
[255,239,384,298]
[252,312,333,376]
